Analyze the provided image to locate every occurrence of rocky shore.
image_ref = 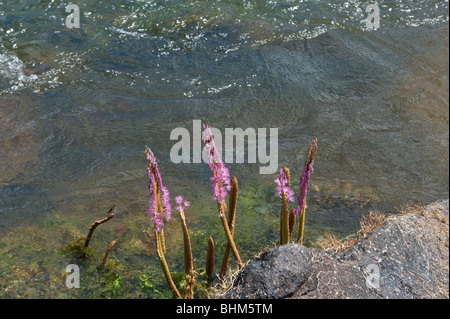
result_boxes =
[223,200,449,299]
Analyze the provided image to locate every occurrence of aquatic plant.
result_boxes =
[288,208,296,240]
[144,134,317,298]
[146,146,172,233]
[202,124,231,207]
[175,195,195,299]
[294,138,318,244]
[202,124,244,269]
[220,176,238,280]
[145,146,181,299]
[59,237,97,261]
[283,168,297,240]
[206,236,215,287]
[98,240,118,270]
[60,207,117,266]
[58,211,124,298]
[84,206,115,248]
[275,167,295,245]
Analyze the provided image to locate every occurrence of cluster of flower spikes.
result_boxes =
[145,146,171,232]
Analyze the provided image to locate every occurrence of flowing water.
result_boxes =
[0,0,448,298]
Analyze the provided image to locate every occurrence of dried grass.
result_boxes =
[315,210,388,253]
[360,211,388,237]
[207,266,241,299]
[315,232,360,253]
[317,202,449,255]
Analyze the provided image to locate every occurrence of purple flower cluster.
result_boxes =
[293,139,317,216]
[146,147,171,232]
[175,195,190,212]
[275,168,294,202]
[202,125,231,207]
[292,162,314,215]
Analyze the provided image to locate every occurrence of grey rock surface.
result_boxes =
[224,200,449,299]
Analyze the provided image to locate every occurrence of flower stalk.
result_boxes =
[155,230,181,299]
[175,196,195,299]
[206,236,215,287]
[294,138,318,244]
[275,167,295,245]
[145,146,181,299]
[288,208,296,240]
[203,125,243,269]
[220,176,238,280]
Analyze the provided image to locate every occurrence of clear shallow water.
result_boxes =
[0,0,448,298]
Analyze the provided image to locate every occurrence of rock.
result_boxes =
[223,200,449,299]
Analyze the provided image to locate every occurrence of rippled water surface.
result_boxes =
[0,0,448,298]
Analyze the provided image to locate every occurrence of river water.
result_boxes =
[0,0,448,298]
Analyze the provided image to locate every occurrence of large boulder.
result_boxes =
[223,200,449,299]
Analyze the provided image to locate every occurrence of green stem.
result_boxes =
[288,208,296,241]
[220,176,238,280]
[155,231,181,299]
[179,208,194,299]
[206,236,215,287]
[281,193,290,245]
[219,202,244,269]
[297,198,307,244]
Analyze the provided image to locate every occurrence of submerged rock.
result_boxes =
[223,200,449,299]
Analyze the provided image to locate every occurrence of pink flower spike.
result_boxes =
[202,124,230,204]
[293,139,317,215]
[275,168,295,202]
[175,195,190,212]
[145,146,172,231]
[175,196,183,205]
